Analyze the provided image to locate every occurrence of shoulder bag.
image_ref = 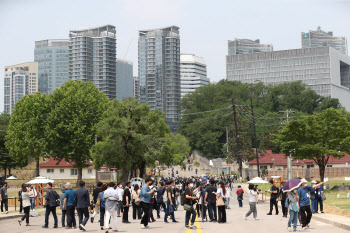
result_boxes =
[217,196,225,206]
[321,193,326,201]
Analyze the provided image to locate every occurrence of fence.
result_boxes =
[268,167,350,179]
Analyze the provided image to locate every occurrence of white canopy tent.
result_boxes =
[27,176,54,184]
[6,176,18,180]
[247,177,268,184]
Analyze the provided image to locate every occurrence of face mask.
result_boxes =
[189,184,194,188]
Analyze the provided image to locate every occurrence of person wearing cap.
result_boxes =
[59,186,67,227]
[279,181,288,218]
[310,180,318,214]
[297,178,324,230]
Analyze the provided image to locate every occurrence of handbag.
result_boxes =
[216,196,225,206]
[184,204,192,211]
[321,193,326,201]
[292,204,299,212]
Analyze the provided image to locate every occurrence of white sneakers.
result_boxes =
[243,215,247,220]
[80,224,86,231]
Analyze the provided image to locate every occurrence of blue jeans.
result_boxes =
[288,210,298,230]
[164,203,175,222]
[30,197,35,210]
[185,206,196,226]
[311,199,318,213]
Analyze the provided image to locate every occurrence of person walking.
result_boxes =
[140,178,156,229]
[116,183,124,217]
[104,182,119,232]
[63,182,76,229]
[216,181,226,223]
[287,189,299,232]
[59,186,67,227]
[131,184,141,220]
[0,182,9,214]
[42,182,59,228]
[18,185,33,226]
[244,184,258,220]
[75,181,90,231]
[205,179,217,222]
[164,180,178,223]
[122,182,131,223]
[316,181,324,214]
[310,180,318,214]
[91,181,103,223]
[97,184,107,230]
[225,184,231,209]
[298,179,324,230]
[280,181,288,218]
[267,180,279,215]
[156,182,166,219]
[148,187,156,223]
[184,180,199,228]
[236,185,244,207]
[29,185,37,212]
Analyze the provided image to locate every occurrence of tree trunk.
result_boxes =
[36,160,40,177]
[139,161,146,178]
[77,167,83,187]
[120,168,129,185]
[8,167,11,177]
[319,164,325,182]
[4,166,7,181]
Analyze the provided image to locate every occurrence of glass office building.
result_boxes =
[116,59,133,101]
[34,39,69,94]
[228,39,273,55]
[302,26,348,55]
[69,25,117,99]
[226,47,350,110]
[138,26,180,131]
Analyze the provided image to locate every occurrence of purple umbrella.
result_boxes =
[283,179,302,192]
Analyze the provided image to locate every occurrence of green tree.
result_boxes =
[260,129,280,153]
[91,98,170,182]
[275,108,350,181]
[5,93,48,176]
[159,133,191,166]
[45,80,109,184]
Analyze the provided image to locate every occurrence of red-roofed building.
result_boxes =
[39,158,112,180]
[246,150,350,172]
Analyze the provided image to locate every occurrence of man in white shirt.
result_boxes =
[104,182,119,233]
[116,183,124,217]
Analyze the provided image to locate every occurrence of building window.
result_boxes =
[260,165,268,170]
[47,169,54,173]
[60,169,64,173]
[70,169,78,176]
[307,165,315,168]
[88,169,92,174]
[327,165,333,168]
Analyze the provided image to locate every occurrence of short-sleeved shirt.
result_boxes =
[64,189,75,207]
[140,185,151,204]
[298,186,313,207]
[270,185,278,199]
[123,188,131,205]
[0,187,8,199]
[184,187,193,205]
[205,185,217,202]
[166,186,175,203]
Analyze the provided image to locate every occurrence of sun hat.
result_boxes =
[301,179,308,183]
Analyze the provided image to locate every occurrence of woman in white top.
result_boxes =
[215,181,226,223]
[18,185,33,226]
[244,184,258,220]
[131,184,141,220]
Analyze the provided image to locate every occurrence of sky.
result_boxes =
[1,0,350,112]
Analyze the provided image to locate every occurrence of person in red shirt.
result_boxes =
[236,185,244,207]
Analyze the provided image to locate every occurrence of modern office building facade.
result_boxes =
[180,54,209,98]
[302,27,348,55]
[138,26,181,131]
[34,39,69,94]
[226,47,350,110]
[133,76,140,100]
[4,62,38,114]
[228,39,273,55]
[69,25,117,99]
[116,59,133,101]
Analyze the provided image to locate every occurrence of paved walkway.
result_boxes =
[0,184,349,232]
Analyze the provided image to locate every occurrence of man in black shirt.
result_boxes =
[204,179,217,222]
[279,181,288,218]
[122,182,131,223]
[91,181,102,223]
[267,180,279,215]
[184,180,199,228]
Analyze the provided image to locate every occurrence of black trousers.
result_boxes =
[44,206,58,227]
[21,206,30,224]
[61,209,67,227]
[100,207,105,227]
[238,200,243,207]
[269,198,279,214]
[19,200,23,212]
[1,199,8,212]
[217,206,226,223]
[132,202,141,219]
[197,204,207,219]
[318,199,323,212]
[157,201,166,218]
[140,202,150,226]
[123,206,129,222]
[300,205,312,227]
[281,199,288,216]
[66,205,76,228]
[77,208,89,228]
[207,201,217,220]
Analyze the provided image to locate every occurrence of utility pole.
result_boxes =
[279,110,295,181]
[250,96,260,177]
[232,98,242,178]
[226,124,231,175]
